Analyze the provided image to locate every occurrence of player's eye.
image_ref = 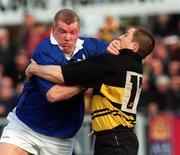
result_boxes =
[59,30,66,34]
[71,30,78,35]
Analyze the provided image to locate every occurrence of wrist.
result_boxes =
[31,64,38,75]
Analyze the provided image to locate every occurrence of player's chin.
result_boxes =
[62,47,72,54]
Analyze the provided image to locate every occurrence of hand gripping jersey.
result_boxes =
[62,49,143,132]
[15,36,108,138]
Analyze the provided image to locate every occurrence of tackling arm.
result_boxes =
[26,60,84,103]
[26,61,65,84]
[46,84,82,103]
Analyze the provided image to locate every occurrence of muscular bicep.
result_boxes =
[46,84,82,103]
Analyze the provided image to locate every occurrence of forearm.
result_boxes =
[46,84,83,103]
[29,64,65,84]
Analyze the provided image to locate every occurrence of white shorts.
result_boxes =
[0,110,75,155]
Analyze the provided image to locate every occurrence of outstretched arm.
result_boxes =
[26,59,64,84]
[26,60,85,102]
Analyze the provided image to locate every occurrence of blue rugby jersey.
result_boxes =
[15,36,108,138]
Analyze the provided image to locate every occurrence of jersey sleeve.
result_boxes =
[85,38,108,56]
[62,53,115,87]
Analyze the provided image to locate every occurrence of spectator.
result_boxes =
[0,64,4,80]
[152,14,173,37]
[149,58,165,89]
[168,60,180,77]
[0,27,17,75]
[138,73,156,113]
[26,23,46,58]
[150,58,164,77]
[96,15,120,42]
[154,75,174,111]
[163,35,180,60]
[170,75,180,112]
[19,13,35,50]
[0,76,17,117]
[8,49,29,85]
[153,40,169,70]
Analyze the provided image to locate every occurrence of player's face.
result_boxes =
[117,28,136,50]
[52,21,80,55]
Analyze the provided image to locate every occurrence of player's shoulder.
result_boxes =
[35,37,54,52]
[37,37,51,48]
[80,36,97,41]
[32,37,53,57]
[80,37,107,45]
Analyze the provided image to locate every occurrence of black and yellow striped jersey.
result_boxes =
[62,49,143,132]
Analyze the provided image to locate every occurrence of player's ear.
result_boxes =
[132,42,139,52]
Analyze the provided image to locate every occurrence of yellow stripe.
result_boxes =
[100,83,124,104]
[91,95,135,132]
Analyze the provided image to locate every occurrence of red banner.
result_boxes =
[148,112,180,155]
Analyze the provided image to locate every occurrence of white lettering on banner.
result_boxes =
[0,0,48,11]
[0,0,61,25]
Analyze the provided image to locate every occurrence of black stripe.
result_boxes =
[92,111,112,119]
[91,96,136,119]
[92,110,136,126]
[97,94,136,118]
[92,109,119,117]
[110,102,122,110]
[91,108,109,116]
[92,110,119,119]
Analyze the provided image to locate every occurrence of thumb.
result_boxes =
[31,59,37,64]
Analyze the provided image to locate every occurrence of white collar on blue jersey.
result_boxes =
[50,33,84,60]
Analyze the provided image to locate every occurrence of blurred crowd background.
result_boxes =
[0,0,179,155]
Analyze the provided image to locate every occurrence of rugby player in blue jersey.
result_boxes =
[0,9,120,155]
